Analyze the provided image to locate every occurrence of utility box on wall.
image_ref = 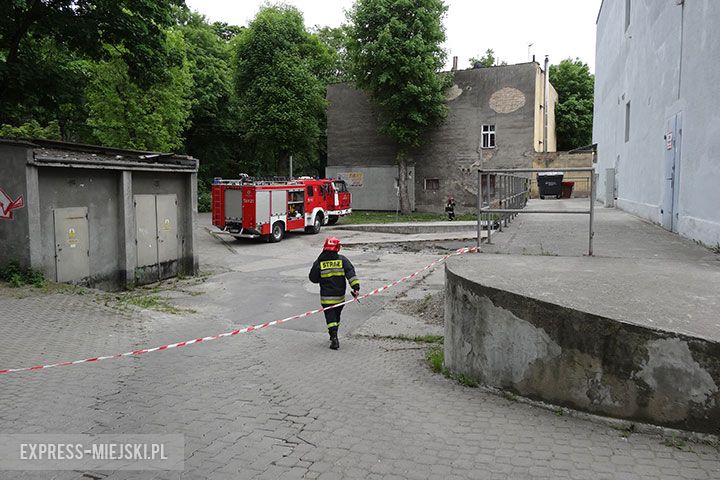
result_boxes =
[0,138,199,291]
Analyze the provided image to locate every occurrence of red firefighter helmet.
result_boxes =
[323,236,341,252]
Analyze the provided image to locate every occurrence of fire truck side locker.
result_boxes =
[225,188,243,225]
[255,190,271,234]
[271,189,287,227]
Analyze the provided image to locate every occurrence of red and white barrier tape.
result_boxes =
[0,247,477,375]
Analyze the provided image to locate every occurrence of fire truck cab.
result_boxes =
[211,177,352,243]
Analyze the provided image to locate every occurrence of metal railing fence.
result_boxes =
[477,167,597,256]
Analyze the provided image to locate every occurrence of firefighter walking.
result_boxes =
[445,196,456,221]
[309,237,360,350]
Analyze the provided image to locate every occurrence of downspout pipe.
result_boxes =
[543,55,550,154]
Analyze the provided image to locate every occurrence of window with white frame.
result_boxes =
[481,125,496,149]
[424,178,440,191]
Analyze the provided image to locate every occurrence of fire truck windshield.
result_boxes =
[333,181,348,192]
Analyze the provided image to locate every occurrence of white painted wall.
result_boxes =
[593,0,720,246]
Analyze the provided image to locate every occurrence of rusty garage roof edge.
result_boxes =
[1,136,198,171]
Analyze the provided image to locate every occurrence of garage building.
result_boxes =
[0,138,199,290]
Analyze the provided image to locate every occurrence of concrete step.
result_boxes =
[333,221,496,234]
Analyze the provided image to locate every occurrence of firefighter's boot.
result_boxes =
[329,327,339,350]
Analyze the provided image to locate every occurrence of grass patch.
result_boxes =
[501,391,518,402]
[694,239,720,255]
[411,334,444,344]
[663,435,688,450]
[0,262,47,288]
[105,273,208,314]
[425,345,479,389]
[426,346,448,375]
[109,292,192,315]
[456,374,479,388]
[417,293,433,313]
[379,334,444,344]
[339,210,479,225]
[611,423,636,438]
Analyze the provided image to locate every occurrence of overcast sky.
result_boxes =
[185,0,602,71]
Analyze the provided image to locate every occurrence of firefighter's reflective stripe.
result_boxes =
[326,322,339,328]
[321,269,345,278]
[348,276,359,287]
[320,296,345,305]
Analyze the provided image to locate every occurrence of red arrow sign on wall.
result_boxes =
[0,188,25,220]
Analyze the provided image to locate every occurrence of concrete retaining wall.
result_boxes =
[444,265,720,434]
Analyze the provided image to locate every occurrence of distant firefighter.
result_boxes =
[445,196,456,221]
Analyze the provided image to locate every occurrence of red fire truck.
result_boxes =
[211,177,352,242]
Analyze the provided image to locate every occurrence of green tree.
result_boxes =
[0,34,95,141]
[211,22,244,42]
[176,10,245,183]
[549,58,594,151]
[347,0,452,214]
[233,5,331,175]
[470,49,495,68]
[313,25,350,82]
[0,0,184,131]
[85,29,193,151]
[0,120,61,140]
[469,49,507,68]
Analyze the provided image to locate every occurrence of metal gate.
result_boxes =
[134,194,178,282]
[53,207,90,283]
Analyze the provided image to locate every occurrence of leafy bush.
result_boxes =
[0,120,61,140]
[197,179,212,212]
[0,262,47,288]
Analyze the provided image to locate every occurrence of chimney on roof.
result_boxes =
[452,56,458,71]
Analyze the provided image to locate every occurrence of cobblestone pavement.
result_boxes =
[1,219,719,479]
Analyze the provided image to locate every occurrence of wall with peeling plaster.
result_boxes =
[327,63,557,212]
[0,144,32,269]
[444,264,720,433]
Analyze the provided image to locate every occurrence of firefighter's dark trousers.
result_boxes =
[323,305,343,337]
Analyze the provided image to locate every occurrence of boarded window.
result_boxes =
[424,178,440,191]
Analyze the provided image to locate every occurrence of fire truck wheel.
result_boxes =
[305,213,323,234]
[327,215,339,225]
[269,222,285,243]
